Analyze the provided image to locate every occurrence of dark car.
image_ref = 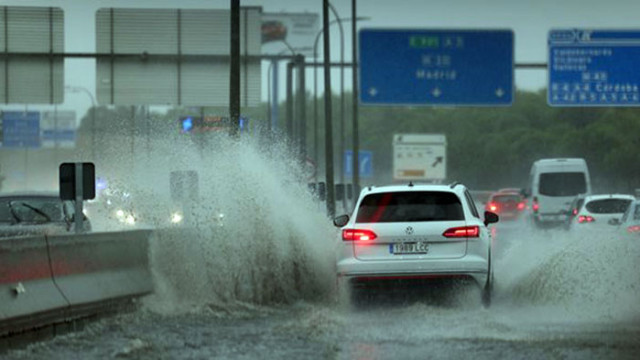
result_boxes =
[485,191,526,220]
[0,193,91,238]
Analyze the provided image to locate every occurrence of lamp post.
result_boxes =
[65,86,97,161]
[312,14,370,183]
[267,46,311,132]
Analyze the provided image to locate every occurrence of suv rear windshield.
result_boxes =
[355,191,464,223]
[539,172,586,197]
[585,199,631,214]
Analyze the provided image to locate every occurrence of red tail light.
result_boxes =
[627,225,640,233]
[532,197,539,213]
[488,203,498,212]
[577,215,595,223]
[443,225,479,238]
[342,229,377,241]
[517,202,525,211]
[572,208,578,216]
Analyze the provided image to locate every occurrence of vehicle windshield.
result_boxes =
[0,198,65,223]
[539,172,587,197]
[356,191,464,223]
[492,194,521,203]
[585,198,631,214]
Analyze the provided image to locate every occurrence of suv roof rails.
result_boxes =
[449,181,461,189]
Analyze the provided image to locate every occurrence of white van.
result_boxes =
[527,158,591,227]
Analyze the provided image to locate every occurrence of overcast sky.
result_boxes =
[2,0,640,119]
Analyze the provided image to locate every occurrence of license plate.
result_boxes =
[390,242,429,255]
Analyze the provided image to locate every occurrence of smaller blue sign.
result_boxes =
[549,29,640,106]
[344,150,373,178]
[42,129,76,141]
[2,111,40,148]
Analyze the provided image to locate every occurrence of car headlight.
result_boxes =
[115,209,136,225]
[170,212,183,224]
[125,214,136,225]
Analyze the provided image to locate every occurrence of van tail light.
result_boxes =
[517,202,526,211]
[627,225,640,234]
[577,215,595,223]
[443,225,479,238]
[532,197,539,213]
[342,229,377,241]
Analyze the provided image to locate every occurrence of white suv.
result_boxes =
[333,182,498,306]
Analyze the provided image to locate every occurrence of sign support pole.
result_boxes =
[323,0,335,217]
[74,162,84,234]
[229,0,240,138]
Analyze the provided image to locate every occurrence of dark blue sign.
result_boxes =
[359,29,513,106]
[344,150,373,178]
[549,29,640,106]
[1,111,40,148]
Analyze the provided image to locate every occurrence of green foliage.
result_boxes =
[75,90,640,194]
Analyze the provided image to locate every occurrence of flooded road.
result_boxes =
[4,218,640,360]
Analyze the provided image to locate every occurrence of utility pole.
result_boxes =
[323,0,335,217]
[229,0,240,138]
[352,0,360,195]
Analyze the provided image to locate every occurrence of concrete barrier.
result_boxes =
[0,230,153,337]
[0,235,70,335]
[47,230,153,307]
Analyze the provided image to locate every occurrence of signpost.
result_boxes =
[359,29,513,106]
[59,162,95,234]
[393,134,446,182]
[549,29,640,106]
[344,150,373,178]
[1,112,41,148]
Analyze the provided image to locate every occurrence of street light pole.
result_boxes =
[313,14,370,184]
[66,86,96,161]
[352,0,360,195]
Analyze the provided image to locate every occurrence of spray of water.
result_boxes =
[105,133,338,314]
[495,225,640,322]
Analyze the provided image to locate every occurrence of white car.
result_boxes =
[334,182,499,307]
[570,194,635,230]
[610,199,640,238]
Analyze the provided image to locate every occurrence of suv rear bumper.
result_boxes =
[337,254,489,286]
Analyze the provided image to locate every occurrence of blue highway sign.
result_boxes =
[359,29,514,106]
[1,111,40,148]
[345,150,373,178]
[549,29,640,106]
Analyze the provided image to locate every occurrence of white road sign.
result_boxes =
[393,134,446,182]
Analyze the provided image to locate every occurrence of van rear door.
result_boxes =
[537,171,587,220]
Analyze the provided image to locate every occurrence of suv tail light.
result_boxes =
[517,202,526,211]
[342,229,377,241]
[627,225,640,233]
[532,197,539,213]
[577,215,595,223]
[488,202,498,212]
[443,225,479,238]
